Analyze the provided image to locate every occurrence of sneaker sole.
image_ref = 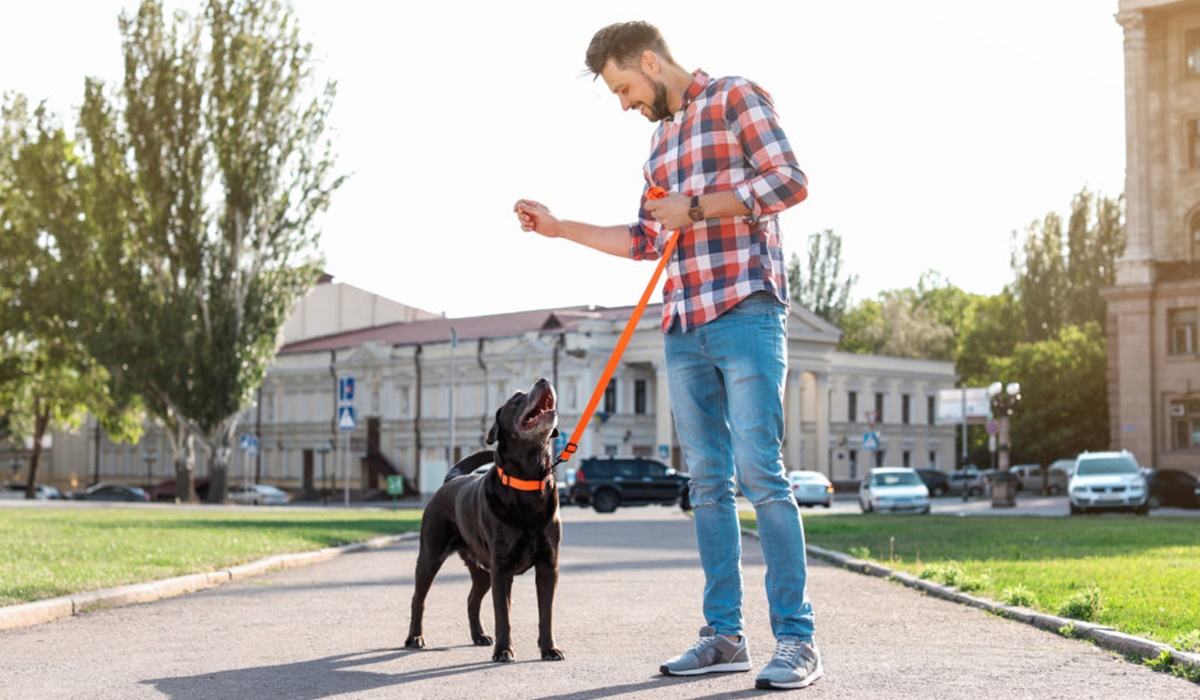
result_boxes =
[754,662,824,689]
[660,660,753,676]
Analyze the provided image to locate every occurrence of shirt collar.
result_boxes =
[668,69,710,121]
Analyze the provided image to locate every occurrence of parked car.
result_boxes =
[787,470,834,507]
[1068,450,1149,515]
[945,468,984,497]
[1145,469,1200,509]
[0,482,63,500]
[71,483,150,502]
[569,456,690,513]
[858,467,931,514]
[1011,463,1069,494]
[1049,458,1077,476]
[149,478,210,502]
[227,484,290,506]
[914,469,950,497]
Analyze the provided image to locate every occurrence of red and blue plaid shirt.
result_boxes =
[628,70,808,333]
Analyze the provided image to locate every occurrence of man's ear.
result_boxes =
[486,408,501,445]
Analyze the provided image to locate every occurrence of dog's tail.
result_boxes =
[444,450,496,482]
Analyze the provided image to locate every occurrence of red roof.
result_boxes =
[278,303,659,355]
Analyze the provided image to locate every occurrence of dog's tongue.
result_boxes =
[521,387,558,431]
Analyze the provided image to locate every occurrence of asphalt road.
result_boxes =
[2,503,1198,699]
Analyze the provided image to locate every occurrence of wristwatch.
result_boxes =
[687,195,705,222]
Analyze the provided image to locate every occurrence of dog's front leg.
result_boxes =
[466,562,493,646]
[490,571,516,662]
[535,558,564,660]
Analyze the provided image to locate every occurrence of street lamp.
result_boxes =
[988,381,1021,508]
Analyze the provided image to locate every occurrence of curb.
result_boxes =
[0,533,416,631]
[793,537,1200,674]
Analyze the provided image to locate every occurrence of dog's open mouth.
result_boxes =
[519,383,558,433]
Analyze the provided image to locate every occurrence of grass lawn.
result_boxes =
[740,511,1200,655]
[0,507,423,607]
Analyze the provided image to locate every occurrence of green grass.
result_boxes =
[0,508,423,607]
[739,512,1200,652]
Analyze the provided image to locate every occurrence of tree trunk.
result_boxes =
[24,398,51,500]
[204,418,238,503]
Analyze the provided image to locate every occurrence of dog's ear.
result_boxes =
[486,408,501,445]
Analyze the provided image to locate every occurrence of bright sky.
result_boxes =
[2,1,1127,319]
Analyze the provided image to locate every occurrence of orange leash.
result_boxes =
[556,186,678,465]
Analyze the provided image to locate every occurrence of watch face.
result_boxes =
[688,207,704,222]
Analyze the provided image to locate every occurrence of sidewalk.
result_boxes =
[1,506,1197,699]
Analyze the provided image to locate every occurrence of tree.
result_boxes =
[989,323,1109,468]
[788,229,857,326]
[0,96,143,496]
[77,0,345,502]
[836,271,963,361]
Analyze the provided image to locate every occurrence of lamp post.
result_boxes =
[988,381,1021,508]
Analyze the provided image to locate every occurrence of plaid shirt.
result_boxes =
[628,70,807,333]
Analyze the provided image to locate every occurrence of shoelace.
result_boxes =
[771,639,806,663]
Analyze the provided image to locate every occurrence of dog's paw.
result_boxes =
[472,634,494,646]
[541,647,565,661]
[404,636,425,649]
[492,649,515,663]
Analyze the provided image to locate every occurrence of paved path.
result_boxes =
[1,505,1197,699]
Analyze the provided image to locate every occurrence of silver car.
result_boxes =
[1068,451,1149,515]
[787,470,834,508]
[859,467,931,514]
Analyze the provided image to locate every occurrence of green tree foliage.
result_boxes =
[837,271,963,361]
[1011,188,1124,340]
[990,323,1110,466]
[76,0,344,501]
[0,96,143,497]
[787,229,858,326]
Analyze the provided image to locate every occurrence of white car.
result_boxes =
[859,467,931,514]
[1068,451,1148,515]
[787,470,834,508]
[228,484,290,506]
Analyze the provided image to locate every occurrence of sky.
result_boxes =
[1,1,1128,320]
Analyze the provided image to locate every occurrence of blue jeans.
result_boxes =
[665,293,814,642]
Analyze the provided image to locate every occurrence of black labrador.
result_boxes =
[404,377,565,662]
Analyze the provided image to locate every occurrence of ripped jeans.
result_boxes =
[665,293,814,642]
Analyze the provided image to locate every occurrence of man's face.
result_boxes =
[600,56,671,122]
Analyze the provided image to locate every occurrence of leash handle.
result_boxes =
[557,186,677,464]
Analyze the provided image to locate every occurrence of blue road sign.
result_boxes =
[863,432,880,451]
[239,433,259,456]
[339,376,355,404]
[338,405,356,431]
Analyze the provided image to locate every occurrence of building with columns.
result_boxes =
[34,278,957,495]
[1108,1,1200,472]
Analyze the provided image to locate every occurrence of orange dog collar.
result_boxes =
[496,466,546,492]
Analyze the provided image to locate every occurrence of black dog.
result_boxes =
[404,377,565,662]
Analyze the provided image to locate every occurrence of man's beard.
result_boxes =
[647,80,671,122]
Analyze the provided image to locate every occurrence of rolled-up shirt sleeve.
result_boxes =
[726,81,808,221]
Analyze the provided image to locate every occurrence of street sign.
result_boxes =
[386,475,404,496]
[239,433,259,457]
[986,420,999,436]
[338,376,355,404]
[863,432,880,451]
[338,405,356,431]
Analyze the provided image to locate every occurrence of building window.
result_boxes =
[875,392,885,424]
[929,450,938,469]
[1191,210,1200,261]
[1170,308,1197,355]
[902,450,912,467]
[901,394,911,425]
[634,379,647,415]
[1189,28,1200,76]
[848,450,858,479]
[603,380,617,414]
[927,396,936,426]
[848,391,857,423]
[875,450,885,467]
[1172,399,1200,449]
[1188,119,1200,170]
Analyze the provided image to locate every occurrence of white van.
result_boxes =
[1012,464,1069,495]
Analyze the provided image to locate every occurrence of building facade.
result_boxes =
[1109,0,1200,471]
[37,279,958,495]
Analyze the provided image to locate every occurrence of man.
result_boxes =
[513,21,820,691]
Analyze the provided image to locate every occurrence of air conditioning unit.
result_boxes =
[1171,403,1187,417]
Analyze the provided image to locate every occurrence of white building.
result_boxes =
[37,278,958,496]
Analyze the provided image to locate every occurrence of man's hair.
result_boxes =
[585,21,675,76]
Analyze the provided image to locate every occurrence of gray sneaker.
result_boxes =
[755,638,823,690]
[660,626,752,676]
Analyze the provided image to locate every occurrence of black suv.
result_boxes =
[569,456,691,513]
